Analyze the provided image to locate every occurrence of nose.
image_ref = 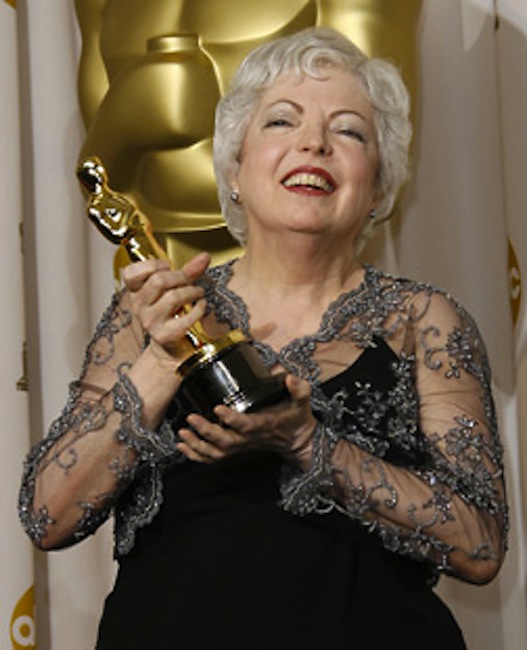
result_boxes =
[297,121,332,156]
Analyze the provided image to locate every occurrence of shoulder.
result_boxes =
[367,266,489,362]
[371,267,492,382]
[368,265,474,326]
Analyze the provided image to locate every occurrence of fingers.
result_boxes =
[212,404,266,437]
[186,414,244,450]
[122,252,210,293]
[146,298,207,347]
[138,281,204,323]
[177,428,221,463]
[181,252,211,281]
[121,253,210,348]
[177,415,244,463]
[175,372,315,466]
[212,375,311,428]
[284,374,311,403]
[211,375,315,465]
[122,259,171,292]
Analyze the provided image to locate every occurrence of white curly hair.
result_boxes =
[213,27,412,247]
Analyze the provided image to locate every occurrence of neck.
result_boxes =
[234,230,362,304]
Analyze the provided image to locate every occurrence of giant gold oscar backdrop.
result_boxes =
[75,0,422,269]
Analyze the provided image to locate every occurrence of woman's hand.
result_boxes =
[122,252,210,362]
[177,374,316,470]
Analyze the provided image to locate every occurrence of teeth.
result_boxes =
[283,173,334,192]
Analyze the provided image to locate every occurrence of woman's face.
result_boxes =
[233,67,379,248]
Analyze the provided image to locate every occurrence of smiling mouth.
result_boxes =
[282,172,335,193]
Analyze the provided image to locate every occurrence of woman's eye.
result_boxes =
[336,127,367,143]
[265,117,292,128]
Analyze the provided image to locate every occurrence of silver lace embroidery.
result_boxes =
[19,264,507,577]
[18,291,178,553]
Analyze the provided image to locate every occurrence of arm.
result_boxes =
[19,256,208,550]
[152,281,507,583]
[283,291,507,584]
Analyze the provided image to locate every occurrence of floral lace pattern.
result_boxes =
[19,264,507,580]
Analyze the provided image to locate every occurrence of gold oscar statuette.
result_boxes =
[77,157,288,418]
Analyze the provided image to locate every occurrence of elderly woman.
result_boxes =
[19,28,507,649]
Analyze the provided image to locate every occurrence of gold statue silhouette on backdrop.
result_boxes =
[75,0,423,268]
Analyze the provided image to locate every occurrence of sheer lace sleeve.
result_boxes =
[18,290,177,550]
[281,288,507,584]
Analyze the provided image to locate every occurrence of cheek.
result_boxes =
[355,156,379,196]
[238,146,283,191]
[344,160,377,196]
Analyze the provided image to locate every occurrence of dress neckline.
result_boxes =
[215,259,374,333]
[205,262,381,383]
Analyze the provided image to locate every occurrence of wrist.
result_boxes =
[127,343,182,429]
[147,338,189,372]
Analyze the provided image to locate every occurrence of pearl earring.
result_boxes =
[229,190,240,204]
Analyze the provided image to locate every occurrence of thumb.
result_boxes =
[181,252,211,282]
[285,374,311,402]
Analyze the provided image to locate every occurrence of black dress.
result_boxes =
[19,264,505,650]
[97,350,466,650]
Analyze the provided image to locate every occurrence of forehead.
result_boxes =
[255,68,373,117]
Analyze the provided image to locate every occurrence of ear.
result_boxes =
[229,167,240,189]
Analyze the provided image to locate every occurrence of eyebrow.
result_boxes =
[263,99,370,123]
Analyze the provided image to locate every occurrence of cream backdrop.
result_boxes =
[1,1,36,649]
[11,1,526,649]
[16,1,115,649]
[397,2,527,649]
